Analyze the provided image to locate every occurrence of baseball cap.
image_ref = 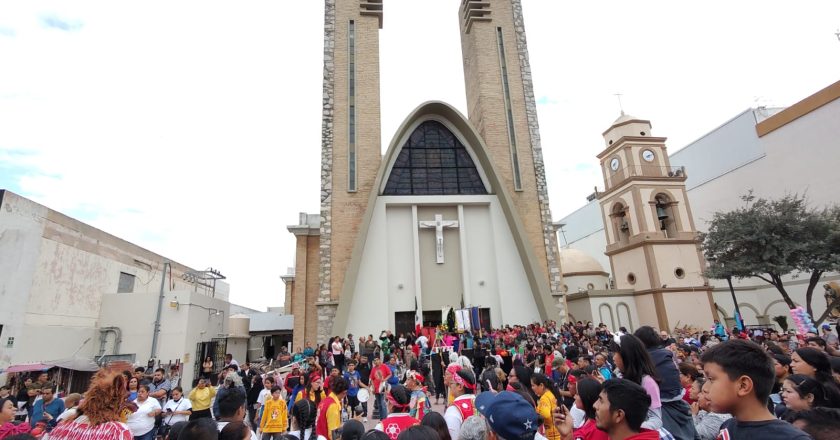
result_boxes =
[475,391,539,440]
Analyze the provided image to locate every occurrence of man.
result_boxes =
[347,333,356,355]
[303,342,315,358]
[315,377,348,440]
[223,354,239,370]
[475,390,540,440]
[134,367,151,386]
[215,389,258,440]
[29,383,64,429]
[371,356,392,420]
[324,366,341,393]
[238,362,258,395]
[594,353,613,380]
[356,355,372,421]
[169,365,181,389]
[479,356,501,393]
[571,378,660,440]
[149,368,172,406]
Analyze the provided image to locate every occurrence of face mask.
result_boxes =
[570,401,587,428]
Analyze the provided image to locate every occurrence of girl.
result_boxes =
[531,373,563,440]
[49,371,134,440]
[611,334,663,431]
[287,399,316,439]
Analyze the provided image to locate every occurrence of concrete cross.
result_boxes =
[418,214,459,264]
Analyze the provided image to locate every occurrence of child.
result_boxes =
[259,386,288,440]
[699,339,811,439]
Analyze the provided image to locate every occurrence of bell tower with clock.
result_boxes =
[595,113,715,331]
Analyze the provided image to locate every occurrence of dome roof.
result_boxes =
[560,248,606,275]
[612,112,640,125]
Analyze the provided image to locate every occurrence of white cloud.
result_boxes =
[1,0,839,310]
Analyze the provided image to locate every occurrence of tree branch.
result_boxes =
[815,296,840,326]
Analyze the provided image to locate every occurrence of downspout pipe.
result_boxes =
[151,261,169,360]
[98,327,123,356]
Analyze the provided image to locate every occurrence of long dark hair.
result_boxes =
[531,373,562,401]
[302,373,322,406]
[291,398,317,440]
[420,412,452,440]
[575,378,602,420]
[612,334,659,385]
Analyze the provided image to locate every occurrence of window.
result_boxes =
[348,20,357,192]
[118,272,135,293]
[674,267,685,279]
[627,273,636,285]
[383,121,488,195]
[496,27,522,191]
[587,283,595,291]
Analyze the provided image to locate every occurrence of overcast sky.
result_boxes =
[2,1,839,311]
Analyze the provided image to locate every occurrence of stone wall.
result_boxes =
[510,0,564,302]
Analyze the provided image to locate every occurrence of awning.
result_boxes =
[47,358,100,372]
[5,363,51,373]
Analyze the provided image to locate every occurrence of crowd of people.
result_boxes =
[1,319,839,440]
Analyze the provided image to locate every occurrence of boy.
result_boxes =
[700,339,811,439]
[259,386,288,440]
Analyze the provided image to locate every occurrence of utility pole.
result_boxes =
[726,275,744,330]
[151,261,170,360]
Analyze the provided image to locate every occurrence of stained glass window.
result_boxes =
[383,120,488,195]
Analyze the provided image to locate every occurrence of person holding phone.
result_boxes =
[162,387,192,426]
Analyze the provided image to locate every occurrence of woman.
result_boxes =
[188,378,216,420]
[420,412,451,440]
[678,363,700,404]
[49,370,133,440]
[295,373,326,406]
[690,380,731,440]
[127,377,140,401]
[201,356,214,382]
[611,334,663,431]
[531,373,562,440]
[127,384,161,440]
[287,399,316,439]
[0,397,30,439]
[331,336,345,372]
[554,377,607,440]
[162,387,192,427]
[780,374,840,414]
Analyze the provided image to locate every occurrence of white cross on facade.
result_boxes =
[418,214,459,264]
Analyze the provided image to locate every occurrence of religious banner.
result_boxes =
[470,307,481,331]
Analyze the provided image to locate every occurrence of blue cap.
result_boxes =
[475,391,538,439]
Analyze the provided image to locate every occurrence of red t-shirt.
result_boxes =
[573,419,609,440]
[372,364,391,393]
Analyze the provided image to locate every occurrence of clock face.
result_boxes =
[610,158,620,171]
[642,149,655,162]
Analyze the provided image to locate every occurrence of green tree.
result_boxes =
[701,193,840,325]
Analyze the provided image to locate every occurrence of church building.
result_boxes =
[283,0,564,347]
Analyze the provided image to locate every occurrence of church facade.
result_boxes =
[284,0,564,347]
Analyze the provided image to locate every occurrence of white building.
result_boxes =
[557,79,840,329]
[0,190,240,387]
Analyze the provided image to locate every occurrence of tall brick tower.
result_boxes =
[316,0,383,342]
[458,1,563,304]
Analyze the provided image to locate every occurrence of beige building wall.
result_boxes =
[458,0,561,298]
[0,190,232,384]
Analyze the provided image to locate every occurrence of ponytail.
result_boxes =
[531,373,562,402]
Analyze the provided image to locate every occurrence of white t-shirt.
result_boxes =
[127,397,161,436]
[416,335,429,349]
[257,388,271,406]
[162,397,193,425]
